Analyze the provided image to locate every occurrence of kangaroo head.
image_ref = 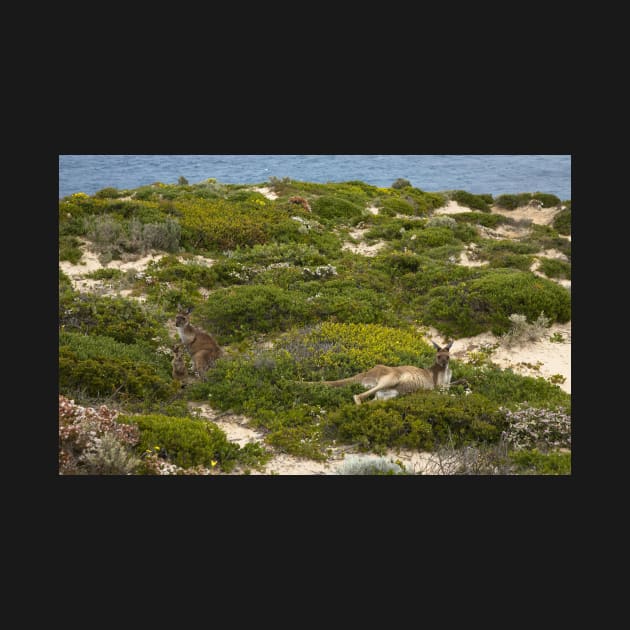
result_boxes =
[175,304,193,328]
[431,340,453,368]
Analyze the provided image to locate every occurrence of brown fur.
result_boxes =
[175,305,223,380]
[288,196,312,212]
[311,341,468,405]
[171,344,188,381]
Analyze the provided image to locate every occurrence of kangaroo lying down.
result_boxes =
[310,341,468,405]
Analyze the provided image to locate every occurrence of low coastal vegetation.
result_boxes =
[59,178,571,474]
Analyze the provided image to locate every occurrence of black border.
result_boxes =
[50,109,580,536]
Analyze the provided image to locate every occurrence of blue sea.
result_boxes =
[59,155,571,200]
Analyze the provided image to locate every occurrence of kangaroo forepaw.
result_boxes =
[353,394,362,406]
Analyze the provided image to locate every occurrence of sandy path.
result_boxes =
[189,403,351,474]
[189,403,451,475]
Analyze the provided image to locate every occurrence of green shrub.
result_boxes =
[94,187,124,199]
[477,239,539,258]
[59,293,166,345]
[59,345,178,402]
[301,283,398,327]
[487,253,534,271]
[229,242,329,267]
[552,207,571,235]
[452,223,479,243]
[402,227,456,251]
[148,255,218,288]
[141,219,181,252]
[527,224,571,258]
[84,268,124,280]
[509,449,571,475]
[311,196,364,222]
[59,268,73,291]
[494,193,533,210]
[377,197,417,216]
[391,178,412,189]
[421,269,571,337]
[537,258,571,279]
[450,212,513,229]
[532,192,561,207]
[403,189,447,213]
[178,176,189,185]
[176,197,293,251]
[364,218,418,241]
[454,363,571,409]
[59,236,83,263]
[118,413,269,472]
[326,391,507,452]
[198,284,311,343]
[380,251,424,274]
[451,190,491,212]
[398,256,474,295]
[59,331,170,371]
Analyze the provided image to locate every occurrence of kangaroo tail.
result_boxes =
[303,377,359,387]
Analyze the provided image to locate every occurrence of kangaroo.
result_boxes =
[310,341,468,405]
[174,305,223,379]
[171,343,189,382]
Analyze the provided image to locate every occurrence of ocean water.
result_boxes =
[59,154,571,200]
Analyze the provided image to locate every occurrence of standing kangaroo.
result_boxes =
[174,305,223,379]
[311,341,468,405]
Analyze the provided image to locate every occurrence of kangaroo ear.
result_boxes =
[186,306,193,314]
[431,340,441,350]
[177,303,183,312]
[445,341,453,350]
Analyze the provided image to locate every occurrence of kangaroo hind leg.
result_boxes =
[353,374,400,405]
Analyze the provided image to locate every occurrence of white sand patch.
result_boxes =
[189,403,348,475]
[60,239,215,297]
[433,200,472,215]
[424,323,572,393]
[342,240,386,257]
[342,227,386,257]
[536,248,569,261]
[252,186,279,200]
[476,224,532,241]
[366,205,379,215]
[59,243,103,278]
[60,239,167,281]
[490,203,561,226]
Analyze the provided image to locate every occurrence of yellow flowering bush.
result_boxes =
[176,198,294,251]
[278,322,434,379]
